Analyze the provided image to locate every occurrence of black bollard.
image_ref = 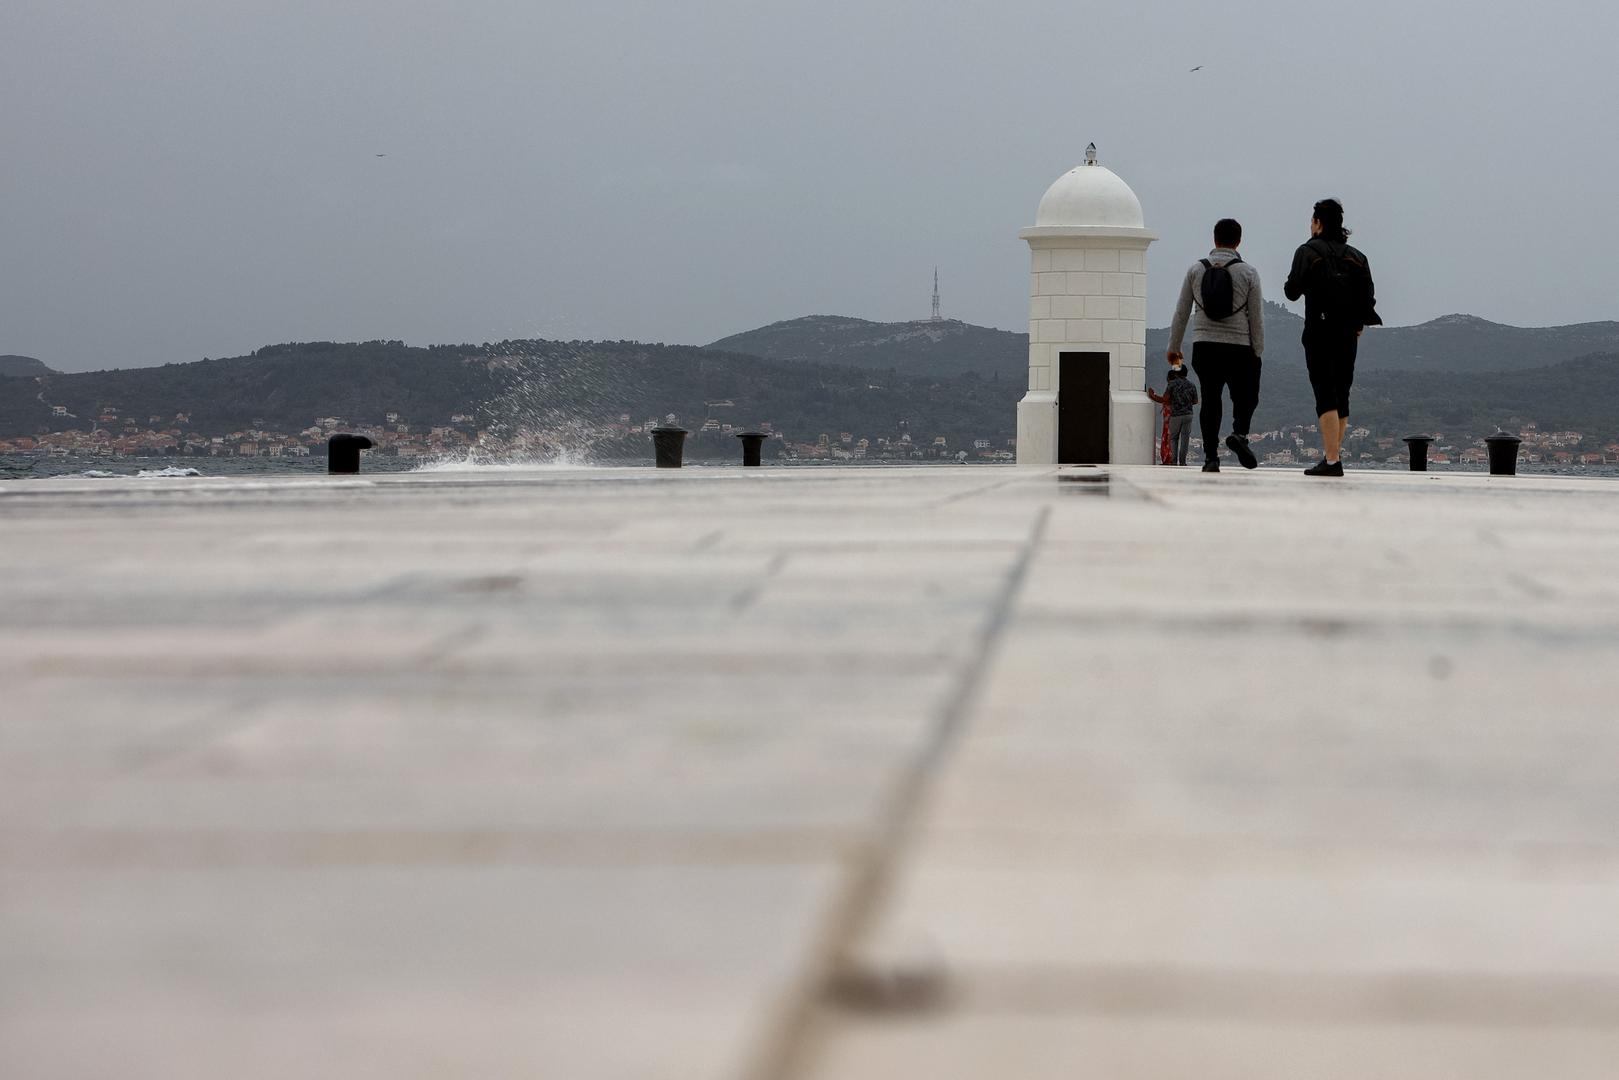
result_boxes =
[1402,434,1434,472]
[736,431,767,467]
[328,433,374,475]
[650,426,688,468]
[1485,431,1522,476]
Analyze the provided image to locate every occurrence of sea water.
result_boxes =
[4,452,1618,482]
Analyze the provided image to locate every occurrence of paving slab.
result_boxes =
[802,1014,1619,1080]
[797,465,1619,1080]
[4,463,1619,1079]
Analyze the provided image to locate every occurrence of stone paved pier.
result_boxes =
[4,464,1619,1078]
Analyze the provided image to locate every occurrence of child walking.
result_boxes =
[1148,362,1199,466]
[1149,380,1173,464]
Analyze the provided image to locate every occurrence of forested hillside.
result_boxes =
[707,316,1027,379]
[6,311,1617,454]
[710,305,1619,381]
[0,355,55,378]
[0,339,1018,449]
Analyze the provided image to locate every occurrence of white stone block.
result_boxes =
[1133,274,1148,297]
[1065,271,1102,294]
[1029,296,1051,320]
[1085,296,1121,321]
[1131,322,1146,345]
[1016,391,1057,464]
[1065,319,1103,342]
[1103,320,1133,343]
[1111,392,1159,464]
[1117,343,1146,367]
[1036,273,1066,297]
[1118,249,1146,273]
[1049,295,1086,319]
[1084,249,1120,272]
[1029,249,1052,272]
[1050,249,1088,272]
[1034,319,1066,343]
[1030,365,1051,391]
[1026,343,1053,367]
[1103,273,1133,296]
[1118,297,1147,320]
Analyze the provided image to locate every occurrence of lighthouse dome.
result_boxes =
[1034,155,1145,229]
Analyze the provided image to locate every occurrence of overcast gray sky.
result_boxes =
[4,0,1616,372]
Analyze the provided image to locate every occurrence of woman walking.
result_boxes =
[1284,199,1382,477]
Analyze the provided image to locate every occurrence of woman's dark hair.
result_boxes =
[1313,198,1351,241]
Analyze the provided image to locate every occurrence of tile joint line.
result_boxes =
[750,504,1051,1080]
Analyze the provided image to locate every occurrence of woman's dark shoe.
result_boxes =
[1201,459,1220,473]
[1303,460,1345,477]
[1225,434,1258,469]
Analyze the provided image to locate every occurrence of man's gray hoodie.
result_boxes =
[1166,248,1265,357]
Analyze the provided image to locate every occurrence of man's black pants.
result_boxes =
[1191,341,1262,460]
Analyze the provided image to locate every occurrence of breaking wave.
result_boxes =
[411,448,595,472]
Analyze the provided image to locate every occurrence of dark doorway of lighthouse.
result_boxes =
[1057,351,1109,464]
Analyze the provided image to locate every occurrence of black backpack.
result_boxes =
[1197,256,1246,321]
[1308,241,1372,326]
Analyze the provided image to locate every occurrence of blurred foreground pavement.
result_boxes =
[4,464,1619,1079]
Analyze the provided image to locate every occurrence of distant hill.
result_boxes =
[1360,313,1619,373]
[1148,304,1619,375]
[0,355,55,377]
[1148,306,1619,438]
[1349,352,1619,439]
[7,313,1617,457]
[710,306,1619,442]
[0,339,1017,453]
[1212,346,1619,443]
[707,315,1028,379]
[1,341,487,435]
[718,305,1619,379]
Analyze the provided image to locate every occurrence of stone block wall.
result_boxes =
[1024,238,1153,401]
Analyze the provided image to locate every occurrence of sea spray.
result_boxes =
[412,447,595,472]
[470,340,641,465]
[77,466,203,478]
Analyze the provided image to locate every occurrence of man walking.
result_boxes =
[1284,198,1381,477]
[1166,218,1265,472]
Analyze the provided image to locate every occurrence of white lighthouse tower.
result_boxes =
[1016,145,1158,465]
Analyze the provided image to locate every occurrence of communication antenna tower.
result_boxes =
[930,267,942,322]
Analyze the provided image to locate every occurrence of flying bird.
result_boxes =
[1189,65,1203,72]
[374,153,388,157]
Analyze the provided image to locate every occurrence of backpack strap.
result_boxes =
[1192,260,1210,311]
[1305,238,1349,266]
